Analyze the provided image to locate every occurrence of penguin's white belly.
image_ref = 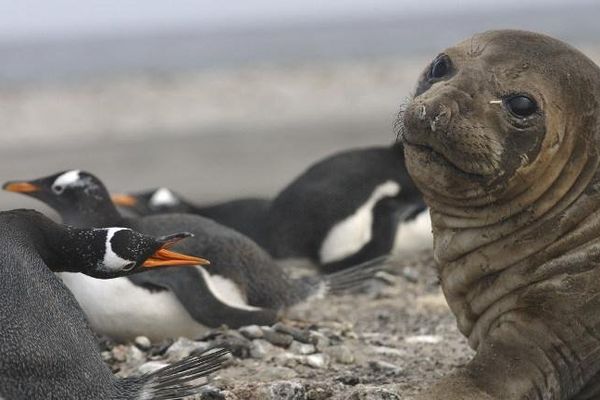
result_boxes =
[392,209,433,254]
[319,181,401,264]
[58,273,207,341]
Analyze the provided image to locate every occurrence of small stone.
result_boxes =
[306,385,334,400]
[308,331,330,351]
[199,386,228,400]
[368,360,403,375]
[238,325,264,340]
[303,353,329,369]
[273,322,312,343]
[324,345,355,364]
[336,374,360,386]
[404,334,442,344]
[165,337,209,361]
[211,330,252,358]
[255,381,306,400]
[371,346,406,357]
[250,339,279,359]
[262,327,294,347]
[111,345,128,362]
[289,341,316,355]
[274,352,301,368]
[100,351,112,362]
[133,336,151,350]
[401,266,419,283]
[137,361,168,375]
[347,387,401,400]
[126,345,145,366]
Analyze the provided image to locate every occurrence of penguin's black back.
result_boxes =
[126,213,298,309]
[263,145,423,263]
[0,217,124,399]
[193,198,271,245]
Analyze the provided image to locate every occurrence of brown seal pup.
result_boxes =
[398,30,600,399]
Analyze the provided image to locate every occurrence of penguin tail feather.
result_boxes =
[139,347,230,400]
[322,255,388,295]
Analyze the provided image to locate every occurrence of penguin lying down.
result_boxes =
[4,171,384,341]
[112,144,433,272]
[0,209,229,400]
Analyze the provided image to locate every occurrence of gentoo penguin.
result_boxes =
[0,209,228,400]
[113,189,270,244]
[113,144,432,272]
[3,171,382,340]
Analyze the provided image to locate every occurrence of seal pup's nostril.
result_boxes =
[429,105,451,133]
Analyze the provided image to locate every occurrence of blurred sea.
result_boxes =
[1,2,599,212]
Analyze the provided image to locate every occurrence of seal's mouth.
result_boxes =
[403,139,487,180]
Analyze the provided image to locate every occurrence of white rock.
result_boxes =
[304,353,330,369]
[165,337,209,361]
[289,341,316,355]
[133,336,151,350]
[404,334,442,344]
[239,325,264,339]
[137,361,169,375]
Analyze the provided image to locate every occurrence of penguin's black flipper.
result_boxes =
[137,348,230,400]
[127,267,280,328]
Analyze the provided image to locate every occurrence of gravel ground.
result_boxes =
[100,251,473,400]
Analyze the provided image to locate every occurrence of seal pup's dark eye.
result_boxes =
[504,95,537,118]
[428,55,452,81]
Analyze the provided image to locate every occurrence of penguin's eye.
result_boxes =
[52,185,64,194]
[122,262,136,272]
[428,55,452,81]
[504,95,537,118]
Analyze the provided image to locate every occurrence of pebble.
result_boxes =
[305,385,334,400]
[368,360,403,375]
[111,345,128,362]
[289,341,316,355]
[304,353,329,369]
[401,266,419,283]
[165,337,209,361]
[133,336,151,350]
[101,350,112,362]
[238,325,264,340]
[262,327,294,347]
[404,334,442,344]
[308,331,330,351]
[324,345,355,364]
[137,361,168,375]
[211,330,253,358]
[250,339,280,359]
[255,381,306,400]
[273,322,312,343]
[347,387,401,400]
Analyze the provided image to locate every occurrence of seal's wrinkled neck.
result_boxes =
[425,134,600,347]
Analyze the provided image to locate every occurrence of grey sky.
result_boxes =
[0,0,583,40]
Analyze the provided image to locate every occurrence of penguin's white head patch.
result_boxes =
[101,227,137,272]
[150,188,180,207]
[52,170,82,194]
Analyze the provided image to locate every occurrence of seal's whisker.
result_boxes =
[393,96,412,143]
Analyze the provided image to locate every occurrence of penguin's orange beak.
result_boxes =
[3,181,41,193]
[111,193,137,207]
[143,248,210,268]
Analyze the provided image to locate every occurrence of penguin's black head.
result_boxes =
[111,187,191,216]
[61,227,210,279]
[3,170,110,211]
